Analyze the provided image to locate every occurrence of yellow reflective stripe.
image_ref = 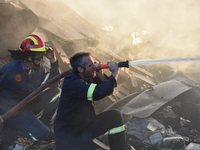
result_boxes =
[24,36,38,45]
[49,91,61,103]
[109,125,125,135]
[41,73,50,85]
[29,133,38,141]
[87,83,97,101]
[30,46,46,52]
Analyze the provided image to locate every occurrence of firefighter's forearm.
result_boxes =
[96,72,107,82]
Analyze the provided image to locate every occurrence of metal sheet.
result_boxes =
[121,80,191,118]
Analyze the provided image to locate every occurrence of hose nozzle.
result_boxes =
[118,60,129,68]
[96,60,129,70]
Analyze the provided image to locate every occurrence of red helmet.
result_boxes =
[20,34,46,52]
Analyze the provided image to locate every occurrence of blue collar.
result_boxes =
[20,59,26,70]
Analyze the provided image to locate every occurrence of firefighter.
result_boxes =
[0,34,61,144]
[54,52,126,150]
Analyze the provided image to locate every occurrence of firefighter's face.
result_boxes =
[33,53,44,65]
[83,56,96,78]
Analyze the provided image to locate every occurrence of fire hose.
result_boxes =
[1,56,200,123]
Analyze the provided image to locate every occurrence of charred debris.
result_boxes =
[1,0,200,150]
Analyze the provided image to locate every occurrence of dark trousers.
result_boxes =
[4,87,60,140]
[55,109,126,150]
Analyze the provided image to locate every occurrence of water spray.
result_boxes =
[97,56,200,69]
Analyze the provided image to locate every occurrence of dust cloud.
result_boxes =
[62,0,200,72]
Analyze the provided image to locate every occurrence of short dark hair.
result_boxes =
[70,52,90,73]
[8,49,34,60]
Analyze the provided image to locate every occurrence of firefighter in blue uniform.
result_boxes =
[0,34,61,143]
[54,52,126,150]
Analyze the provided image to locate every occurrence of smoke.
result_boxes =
[62,0,200,49]
[62,0,200,72]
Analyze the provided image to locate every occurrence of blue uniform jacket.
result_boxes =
[54,72,116,138]
[0,59,60,115]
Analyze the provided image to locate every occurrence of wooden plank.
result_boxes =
[114,83,129,95]
[119,86,130,95]
[119,69,130,81]
[121,67,129,74]
[131,66,154,78]
[86,47,108,63]
[116,92,125,99]
[129,70,156,85]
[121,81,130,90]
[112,89,118,97]
[107,95,117,102]
[112,87,126,99]
[128,53,134,61]
[51,40,70,64]
[97,45,124,61]
[130,75,139,87]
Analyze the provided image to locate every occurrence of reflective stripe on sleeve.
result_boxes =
[41,73,50,85]
[87,83,97,101]
[109,125,125,135]
[49,91,61,103]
